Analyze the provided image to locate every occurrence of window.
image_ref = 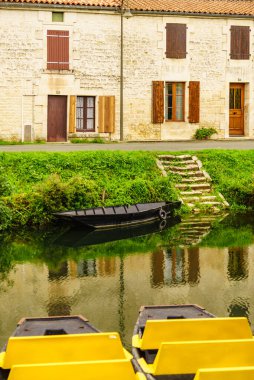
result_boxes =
[165,82,185,121]
[52,12,64,22]
[76,96,95,131]
[166,23,187,59]
[230,26,250,60]
[47,30,69,70]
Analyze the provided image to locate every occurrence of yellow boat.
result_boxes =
[0,315,145,380]
[132,305,254,380]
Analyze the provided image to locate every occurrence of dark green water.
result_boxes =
[0,213,254,349]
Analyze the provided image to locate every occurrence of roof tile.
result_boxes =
[1,0,254,16]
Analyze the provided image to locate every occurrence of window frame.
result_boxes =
[52,12,64,22]
[76,96,96,132]
[165,82,185,122]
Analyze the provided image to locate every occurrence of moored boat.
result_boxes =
[132,305,254,380]
[0,315,144,380]
[54,201,181,229]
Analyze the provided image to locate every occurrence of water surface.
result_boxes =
[0,213,253,349]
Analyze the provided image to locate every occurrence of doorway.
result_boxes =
[47,95,67,142]
[229,84,244,136]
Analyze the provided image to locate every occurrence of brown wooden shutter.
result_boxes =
[69,96,76,133]
[230,26,250,60]
[152,81,164,124]
[47,30,69,70]
[98,96,115,133]
[189,81,200,123]
[166,23,187,59]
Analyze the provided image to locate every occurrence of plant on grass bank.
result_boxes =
[0,139,45,145]
[193,127,217,140]
[70,138,106,144]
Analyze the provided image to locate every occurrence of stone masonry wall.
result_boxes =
[0,6,254,141]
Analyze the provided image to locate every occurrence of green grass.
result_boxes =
[0,151,179,230]
[0,150,254,231]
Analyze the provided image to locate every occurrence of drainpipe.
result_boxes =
[119,1,132,141]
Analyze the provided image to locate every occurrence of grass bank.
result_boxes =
[0,150,253,231]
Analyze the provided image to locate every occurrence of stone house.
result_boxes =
[0,0,254,142]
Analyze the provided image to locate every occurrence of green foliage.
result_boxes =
[0,200,12,231]
[70,138,105,144]
[0,152,179,230]
[196,150,254,210]
[193,127,217,140]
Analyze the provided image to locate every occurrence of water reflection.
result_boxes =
[228,247,248,281]
[151,247,200,287]
[0,213,254,349]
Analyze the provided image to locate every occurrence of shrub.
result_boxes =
[194,127,217,140]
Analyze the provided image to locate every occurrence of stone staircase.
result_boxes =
[157,154,229,212]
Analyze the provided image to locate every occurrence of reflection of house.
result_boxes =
[151,247,200,287]
[1,0,254,141]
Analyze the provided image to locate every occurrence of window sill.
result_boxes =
[165,120,185,122]
[43,69,74,74]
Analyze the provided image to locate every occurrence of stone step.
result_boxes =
[172,171,205,178]
[180,220,213,226]
[188,201,222,206]
[181,177,209,184]
[165,165,200,171]
[158,154,192,160]
[179,226,210,235]
[181,196,218,202]
[176,183,211,190]
[180,190,203,195]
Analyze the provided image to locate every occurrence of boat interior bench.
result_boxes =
[7,359,146,380]
[132,317,253,350]
[194,366,254,380]
[142,339,254,376]
[0,333,131,370]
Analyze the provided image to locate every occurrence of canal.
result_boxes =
[0,212,253,349]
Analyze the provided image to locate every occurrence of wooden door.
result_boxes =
[229,84,244,136]
[47,95,67,142]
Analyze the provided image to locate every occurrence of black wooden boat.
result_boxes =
[54,201,181,229]
[132,305,254,380]
[0,315,141,380]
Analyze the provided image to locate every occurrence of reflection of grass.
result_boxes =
[0,222,181,272]
[200,226,254,248]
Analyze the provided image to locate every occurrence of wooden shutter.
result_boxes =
[47,30,69,70]
[98,96,115,133]
[166,23,187,59]
[152,81,164,124]
[69,96,76,133]
[189,81,200,123]
[230,26,250,60]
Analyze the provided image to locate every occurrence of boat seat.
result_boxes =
[132,317,252,350]
[0,332,132,370]
[7,359,146,380]
[141,339,254,376]
[194,366,254,380]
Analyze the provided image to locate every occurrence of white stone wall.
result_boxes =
[0,6,254,141]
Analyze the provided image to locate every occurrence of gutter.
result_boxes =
[0,2,254,19]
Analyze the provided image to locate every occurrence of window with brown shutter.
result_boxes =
[47,30,69,70]
[152,81,164,123]
[189,81,200,123]
[230,26,250,60]
[166,23,187,59]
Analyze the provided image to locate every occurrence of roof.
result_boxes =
[1,0,254,17]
